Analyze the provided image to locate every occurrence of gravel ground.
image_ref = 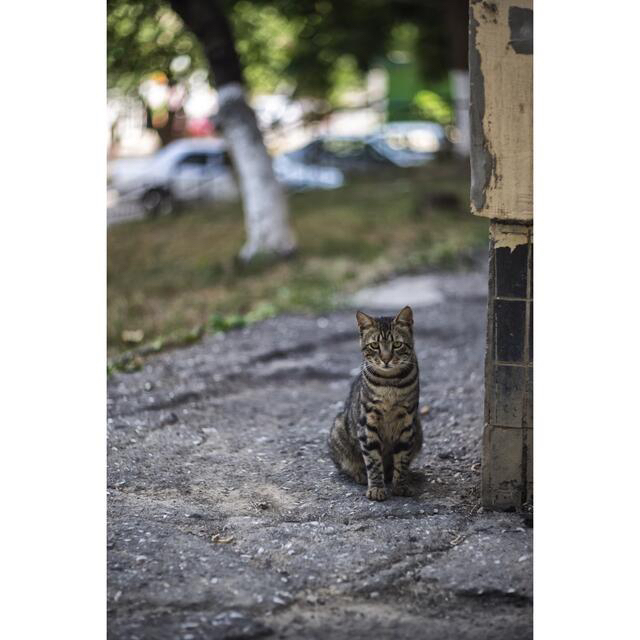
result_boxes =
[107,267,532,640]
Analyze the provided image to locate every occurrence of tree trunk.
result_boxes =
[169,0,296,260]
[218,83,295,260]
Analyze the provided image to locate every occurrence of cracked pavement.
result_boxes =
[107,267,532,640]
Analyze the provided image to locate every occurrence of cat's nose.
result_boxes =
[381,350,392,364]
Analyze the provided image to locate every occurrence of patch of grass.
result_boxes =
[108,324,205,374]
[108,159,488,357]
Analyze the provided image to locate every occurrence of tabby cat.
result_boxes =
[329,306,422,501]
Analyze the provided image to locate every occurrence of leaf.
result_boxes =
[211,534,235,544]
[121,329,144,343]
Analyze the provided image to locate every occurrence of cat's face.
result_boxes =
[356,306,414,373]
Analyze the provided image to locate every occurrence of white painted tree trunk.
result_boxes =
[450,70,471,157]
[217,83,296,261]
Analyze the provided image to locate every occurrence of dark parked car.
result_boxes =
[284,136,395,173]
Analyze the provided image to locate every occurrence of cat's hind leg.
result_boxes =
[329,414,367,484]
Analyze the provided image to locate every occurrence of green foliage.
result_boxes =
[209,300,278,333]
[108,0,454,100]
[209,312,247,332]
[328,55,365,106]
[107,0,206,91]
[230,2,302,93]
[107,323,204,374]
[249,0,451,96]
[413,90,453,125]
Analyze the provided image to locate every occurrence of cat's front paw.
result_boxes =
[392,483,413,497]
[366,486,388,501]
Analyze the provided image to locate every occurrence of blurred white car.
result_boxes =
[272,154,344,191]
[109,138,238,217]
[369,121,451,167]
[109,137,345,218]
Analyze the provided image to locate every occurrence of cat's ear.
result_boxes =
[394,306,413,327]
[356,310,375,331]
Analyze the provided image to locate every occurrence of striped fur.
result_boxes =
[329,306,422,501]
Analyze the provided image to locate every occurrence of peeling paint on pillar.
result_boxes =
[469,4,496,212]
[469,0,533,221]
[508,6,533,55]
[491,223,530,252]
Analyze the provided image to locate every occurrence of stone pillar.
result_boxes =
[483,223,533,508]
[469,0,533,509]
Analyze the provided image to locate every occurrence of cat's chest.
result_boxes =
[375,386,406,410]
[372,389,415,444]
[372,384,417,418]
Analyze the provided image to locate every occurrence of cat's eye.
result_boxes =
[393,342,404,349]
[369,343,380,351]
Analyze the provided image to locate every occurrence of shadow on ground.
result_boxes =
[107,265,532,640]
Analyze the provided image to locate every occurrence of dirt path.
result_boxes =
[107,268,532,639]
